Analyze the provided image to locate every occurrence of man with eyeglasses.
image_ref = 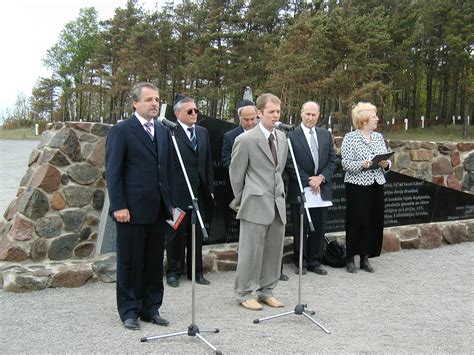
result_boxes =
[165,95,214,287]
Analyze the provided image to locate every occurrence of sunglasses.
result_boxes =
[187,108,199,115]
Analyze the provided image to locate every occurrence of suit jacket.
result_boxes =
[105,115,175,223]
[172,123,214,209]
[221,125,244,168]
[286,125,337,204]
[229,126,288,225]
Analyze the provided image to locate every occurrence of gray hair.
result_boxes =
[174,97,195,113]
[237,104,257,117]
[301,101,320,112]
[131,82,159,103]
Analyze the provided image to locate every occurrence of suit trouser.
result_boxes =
[234,211,285,303]
[116,220,165,321]
[165,210,204,279]
[291,204,327,268]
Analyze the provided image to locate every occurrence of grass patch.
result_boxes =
[384,124,473,143]
[0,127,41,140]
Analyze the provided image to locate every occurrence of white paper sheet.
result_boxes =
[304,187,333,208]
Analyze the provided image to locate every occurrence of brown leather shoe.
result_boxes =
[240,299,263,310]
[261,297,284,308]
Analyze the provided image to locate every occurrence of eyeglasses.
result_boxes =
[187,108,199,115]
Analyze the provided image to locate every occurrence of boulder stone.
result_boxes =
[35,215,63,238]
[67,163,101,185]
[17,188,49,220]
[457,143,474,152]
[50,264,93,288]
[40,149,70,167]
[0,238,29,262]
[38,129,55,149]
[431,176,445,185]
[28,149,41,166]
[85,214,100,226]
[388,140,404,148]
[396,153,411,170]
[420,142,436,150]
[61,174,70,185]
[74,242,95,258]
[414,162,432,181]
[3,198,20,221]
[454,165,464,180]
[464,153,474,172]
[92,189,105,210]
[467,223,474,242]
[68,122,92,132]
[91,254,116,283]
[30,237,48,261]
[405,141,421,150]
[397,227,419,240]
[446,174,461,190]
[442,224,467,244]
[87,137,106,167]
[382,231,400,253]
[48,234,79,260]
[409,150,433,161]
[79,133,98,143]
[29,164,61,193]
[217,260,237,271]
[210,250,238,262]
[8,214,35,241]
[91,123,110,137]
[50,191,66,211]
[400,237,421,249]
[49,128,81,162]
[79,227,92,241]
[63,185,94,207]
[432,157,454,175]
[60,209,86,232]
[2,268,51,292]
[419,224,443,249]
[202,253,215,273]
[20,167,35,187]
[461,172,474,192]
[437,142,455,154]
[451,151,461,167]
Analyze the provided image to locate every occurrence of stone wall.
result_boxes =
[0,122,472,292]
[333,138,474,193]
[0,122,110,264]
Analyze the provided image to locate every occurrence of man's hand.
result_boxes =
[378,160,389,169]
[114,209,130,223]
[308,175,324,194]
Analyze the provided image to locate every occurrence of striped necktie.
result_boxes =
[144,121,153,140]
[268,134,278,165]
[188,127,197,150]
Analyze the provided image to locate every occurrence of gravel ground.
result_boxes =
[1,242,473,354]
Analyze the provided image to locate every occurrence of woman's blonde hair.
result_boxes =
[351,102,377,129]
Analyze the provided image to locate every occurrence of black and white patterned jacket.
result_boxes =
[341,130,390,185]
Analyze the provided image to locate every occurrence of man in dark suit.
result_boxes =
[286,101,337,275]
[105,82,174,330]
[165,96,214,287]
[221,99,257,168]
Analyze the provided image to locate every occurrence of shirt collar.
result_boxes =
[135,113,154,126]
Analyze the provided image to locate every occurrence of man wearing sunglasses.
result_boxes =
[165,96,214,287]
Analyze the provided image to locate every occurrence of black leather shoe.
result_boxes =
[360,256,375,273]
[141,314,170,326]
[308,266,328,275]
[194,274,210,285]
[167,276,179,288]
[123,318,140,330]
[346,256,357,273]
[279,272,289,281]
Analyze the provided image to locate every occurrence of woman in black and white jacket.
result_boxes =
[341,102,391,273]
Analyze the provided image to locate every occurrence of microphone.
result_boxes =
[275,121,294,131]
[159,117,178,130]
[157,103,178,130]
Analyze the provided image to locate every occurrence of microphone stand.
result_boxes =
[253,127,330,334]
[140,124,221,354]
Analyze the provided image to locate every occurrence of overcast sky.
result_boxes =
[0,0,168,115]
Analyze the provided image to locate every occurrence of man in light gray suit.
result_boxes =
[229,93,289,311]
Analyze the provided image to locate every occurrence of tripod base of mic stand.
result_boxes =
[253,304,330,334]
[141,324,222,354]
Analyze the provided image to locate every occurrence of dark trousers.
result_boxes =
[116,220,165,321]
[291,204,327,268]
[165,209,204,279]
[345,182,384,258]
